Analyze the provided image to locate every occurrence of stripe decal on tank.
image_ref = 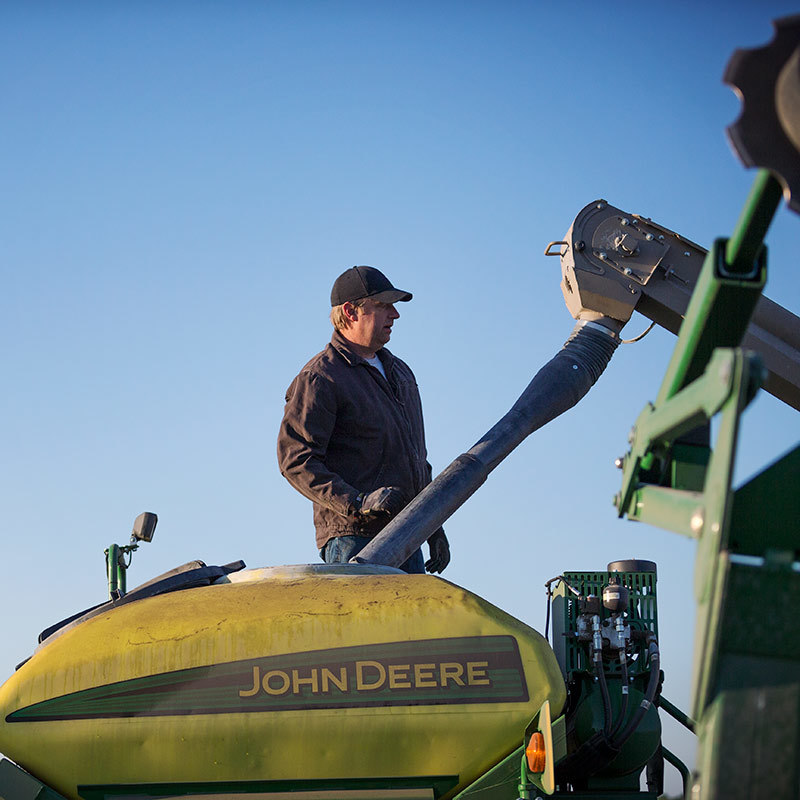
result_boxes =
[8,635,528,721]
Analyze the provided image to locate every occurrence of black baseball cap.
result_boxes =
[330,266,413,307]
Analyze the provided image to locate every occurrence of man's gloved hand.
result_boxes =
[425,528,450,573]
[358,486,407,519]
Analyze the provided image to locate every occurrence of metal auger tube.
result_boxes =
[352,318,623,569]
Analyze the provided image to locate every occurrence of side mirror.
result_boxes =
[132,512,158,543]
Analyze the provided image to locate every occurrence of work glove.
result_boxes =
[358,486,407,519]
[425,527,450,574]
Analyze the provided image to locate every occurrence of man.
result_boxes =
[277,265,450,574]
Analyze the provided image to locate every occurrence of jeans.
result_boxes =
[321,534,425,574]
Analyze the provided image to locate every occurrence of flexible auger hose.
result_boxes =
[353,318,622,569]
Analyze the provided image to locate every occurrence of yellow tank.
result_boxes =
[0,565,565,800]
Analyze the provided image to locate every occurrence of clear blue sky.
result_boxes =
[4,2,800,794]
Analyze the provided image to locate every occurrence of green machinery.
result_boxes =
[550,15,800,798]
[548,564,663,794]
[611,18,800,795]
[611,172,798,796]
[2,13,800,800]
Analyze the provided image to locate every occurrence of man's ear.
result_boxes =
[342,302,359,323]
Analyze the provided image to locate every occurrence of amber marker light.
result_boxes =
[526,731,546,773]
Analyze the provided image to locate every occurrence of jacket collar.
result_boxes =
[330,330,395,371]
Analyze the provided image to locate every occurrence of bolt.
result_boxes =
[683,251,691,257]
[614,457,624,469]
[596,201,605,209]
[621,218,629,226]
[623,267,632,275]
[658,234,665,240]
[572,364,578,370]
[599,251,607,260]
[575,240,585,252]
[645,233,654,241]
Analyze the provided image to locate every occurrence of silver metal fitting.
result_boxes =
[576,319,620,340]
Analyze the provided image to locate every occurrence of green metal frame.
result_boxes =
[614,170,800,797]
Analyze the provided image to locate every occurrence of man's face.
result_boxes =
[350,299,400,352]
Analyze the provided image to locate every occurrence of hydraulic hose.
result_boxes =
[353,318,622,569]
[591,614,613,739]
[555,634,660,786]
[609,651,630,740]
[596,657,613,739]
[610,635,660,750]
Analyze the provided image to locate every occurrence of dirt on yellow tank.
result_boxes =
[0,564,565,800]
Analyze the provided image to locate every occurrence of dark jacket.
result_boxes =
[277,331,432,549]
